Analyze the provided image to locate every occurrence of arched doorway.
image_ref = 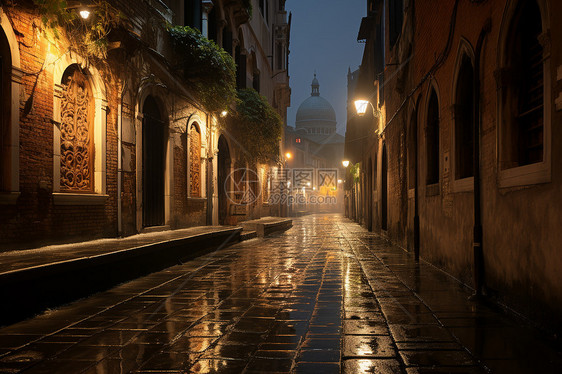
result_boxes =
[367,157,373,231]
[142,95,166,227]
[381,144,388,231]
[218,135,230,225]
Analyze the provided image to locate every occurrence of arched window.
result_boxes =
[189,123,201,197]
[501,0,544,169]
[454,55,474,180]
[426,89,439,185]
[59,65,94,192]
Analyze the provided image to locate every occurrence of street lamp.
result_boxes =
[79,9,91,19]
[354,99,380,117]
[220,110,228,117]
[285,152,292,160]
[342,160,350,168]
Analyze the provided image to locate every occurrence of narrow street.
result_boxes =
[0,214,560,373]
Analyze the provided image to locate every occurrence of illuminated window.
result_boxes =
[295,138,301,143]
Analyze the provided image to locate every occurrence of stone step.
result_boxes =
[240,230,258,241]
[0,226,242,326]
[239,216,293,237]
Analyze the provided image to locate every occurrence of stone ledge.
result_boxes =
[52,193,109,206]
[240,216,293,237]
[0,192,20,205]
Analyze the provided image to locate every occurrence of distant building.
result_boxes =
[285,74,344,213]
[286,74,344,169]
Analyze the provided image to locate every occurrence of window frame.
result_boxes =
[497,0,551,188]
[425,86,440,190]
[451,40,476,193]
[0,14,22,202]
[52,57,108,204]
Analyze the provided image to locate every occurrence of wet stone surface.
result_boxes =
[0,214,561,373]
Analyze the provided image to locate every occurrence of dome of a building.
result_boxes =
[296,74,337,129]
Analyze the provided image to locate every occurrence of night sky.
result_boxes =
[285,0,366,135]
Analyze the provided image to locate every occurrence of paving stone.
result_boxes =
[399,350,476,367]
[0,215,559,372]
[342,358,403,373]
[342,335,396,358]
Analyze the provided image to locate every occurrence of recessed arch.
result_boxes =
[142,94,167,227]
[424,82,440,186]
[452,39,475,182]
[0,10,22,195]
[218,134,231,225]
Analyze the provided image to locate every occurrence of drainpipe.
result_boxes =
[117,80,127,236]
[472,19,491,298]
[414,112,420,261]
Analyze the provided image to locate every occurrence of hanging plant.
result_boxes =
[167,25,236,113]
[228,89,283,164]
[33,0,125,59]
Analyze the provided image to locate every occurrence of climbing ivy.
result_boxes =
[349,163,361,183]
[168,25,236,113]
[242,0,253,18]
[228,89,283,164]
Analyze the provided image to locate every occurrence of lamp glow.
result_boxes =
[220,110,228,117]
[285,152,292,159]
[342,160,350,168]
[354,99,369,116]
[79,10,91,19]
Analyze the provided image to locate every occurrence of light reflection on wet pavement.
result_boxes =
[0,214,560,373]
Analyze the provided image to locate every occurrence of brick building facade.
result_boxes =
[0,0,290,249]
[345,0,562,332]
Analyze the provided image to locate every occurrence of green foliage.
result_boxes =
[33,0,124,59]
[349,163,361,183]
[168,25,236,113]
[228,89,283,164]
[242,0,253,18]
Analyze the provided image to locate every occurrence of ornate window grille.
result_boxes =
[189,124,201,197]
[60,66,94,192]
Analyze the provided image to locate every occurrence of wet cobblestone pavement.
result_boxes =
[0,214,561,373]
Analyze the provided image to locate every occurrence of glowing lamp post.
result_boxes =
[342,160,350,168]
